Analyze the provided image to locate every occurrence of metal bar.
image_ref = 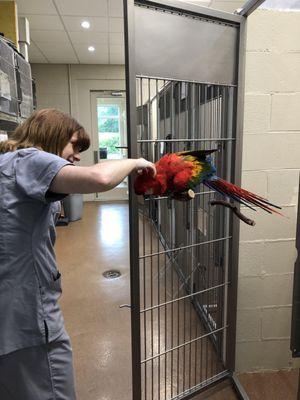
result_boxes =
[139,76,147,400]
[136,74,238,88]
[144,190,214,201]
[170,371,230,400]
[199,83,205,387]
[225,16,247,373]
[140,236,231,259]
[163,79,168,400]
[298,369,300,400]
[123,1,142,399]
[148,79,154,400]
[135,0,244,24]
[141,281,230,315]
[142,326,228,364]
[155,78,161,400]
[137,137,235,143]
[176,80,181,396]
[235,0,265,17]
[170,79,175,400]
[231,373,250,400]
[188,82,195,390]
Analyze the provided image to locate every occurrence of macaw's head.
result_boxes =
[134,170,167,196]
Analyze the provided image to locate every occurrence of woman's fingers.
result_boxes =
[135,158,156,177]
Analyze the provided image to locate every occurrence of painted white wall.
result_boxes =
[31,63,126,200]
[236,9,300,372]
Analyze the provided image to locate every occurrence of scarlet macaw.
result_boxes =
[134,150,282,217]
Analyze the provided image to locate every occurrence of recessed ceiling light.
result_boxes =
[88,46,95,52]
[81,21,90,29]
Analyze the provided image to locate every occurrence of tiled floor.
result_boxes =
[56,202,299,400]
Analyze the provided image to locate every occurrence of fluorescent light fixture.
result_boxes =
[88,46,95,52]
[81,20,90,29]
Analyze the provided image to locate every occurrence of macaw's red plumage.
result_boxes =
[134,150,283,217]
[134,152,198,196]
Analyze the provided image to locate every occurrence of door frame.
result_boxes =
[90,90,128,201]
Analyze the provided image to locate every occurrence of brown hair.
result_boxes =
[0,108,90,155]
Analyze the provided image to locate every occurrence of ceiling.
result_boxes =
[16,0,282,65]
[16,0,125,64]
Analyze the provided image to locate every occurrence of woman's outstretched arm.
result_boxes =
[50,158,156,194]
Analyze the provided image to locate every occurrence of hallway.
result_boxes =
[56,202,132,400]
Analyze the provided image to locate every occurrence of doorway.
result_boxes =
[91,91,128,201]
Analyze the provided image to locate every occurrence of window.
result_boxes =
[97,105,121,158]
[98,105,120,133]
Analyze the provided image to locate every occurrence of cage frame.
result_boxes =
[124,0,250,398]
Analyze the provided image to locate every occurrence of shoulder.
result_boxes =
[17,148,68,165]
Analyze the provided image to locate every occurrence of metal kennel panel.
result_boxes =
[136,77,235,400]
[124,1,248,399]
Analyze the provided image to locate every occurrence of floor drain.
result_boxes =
[103,270,121,279]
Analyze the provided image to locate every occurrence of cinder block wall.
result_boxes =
[236,10,300,372]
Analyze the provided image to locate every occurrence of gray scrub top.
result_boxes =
[0,147,71,356]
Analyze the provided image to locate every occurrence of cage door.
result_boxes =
[124,1,246,399]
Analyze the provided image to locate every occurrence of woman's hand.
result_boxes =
[135,158,156,177]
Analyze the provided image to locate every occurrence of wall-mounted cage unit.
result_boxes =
[0,35,34,132]
[0,38,18,118]
[15,52,33,118]
[124,0,255,399]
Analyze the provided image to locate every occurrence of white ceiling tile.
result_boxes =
[209,1,245,12]
[29,55,48,63]
[68,31,108,45]
[73,43,109,63]
[109,32,124,45]
[62,16,108,32]
[19,14,64,30]
[31,30,69,43]
[108,0,123,17]
[28,41,48,63]
[109,17,124,33]
[109,53,124,64]
[73,43,108,56]
[47,55,79,63]
[39,41,78,61]
[79,55,109,64]
[16,0,57,15]
[44,49,78,64]
[55,0,108,17]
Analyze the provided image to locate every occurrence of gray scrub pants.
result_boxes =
[0,330,76,400]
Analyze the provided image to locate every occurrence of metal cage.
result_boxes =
[124,1,248,399]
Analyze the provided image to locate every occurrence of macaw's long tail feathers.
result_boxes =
[203,177,284,216]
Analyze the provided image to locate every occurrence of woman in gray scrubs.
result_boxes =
[0,108,156,400]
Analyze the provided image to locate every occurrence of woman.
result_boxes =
[0,108,155,400]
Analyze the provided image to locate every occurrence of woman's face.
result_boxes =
[61,132,81,163]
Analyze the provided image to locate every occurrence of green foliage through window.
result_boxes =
[98,105,120,133]
[100,134,120,154]
[99,118,119,133]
